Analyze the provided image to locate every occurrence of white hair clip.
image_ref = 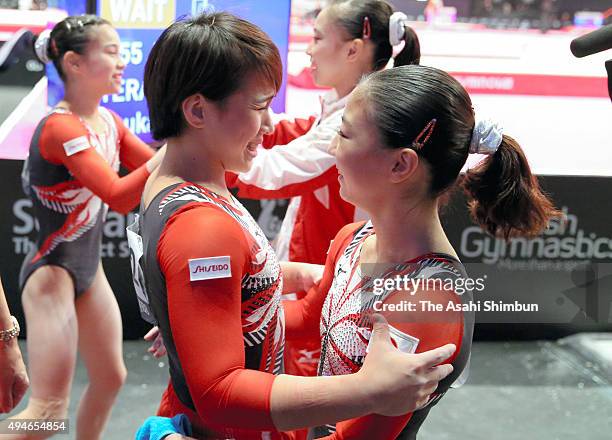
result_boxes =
[469,118,503,155]
[389,12,408,47]
[34,29,52,64]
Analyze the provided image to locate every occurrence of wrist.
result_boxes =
[350,370,378,414]
[0,315,20,343]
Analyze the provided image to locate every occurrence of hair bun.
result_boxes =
[34,29,52,64]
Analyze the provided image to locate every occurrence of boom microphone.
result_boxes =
[570,24,612,58]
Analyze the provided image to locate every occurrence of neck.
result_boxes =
[159,135,230,198]
[333,69,365,99]
[62,83,102,117]
[367,197,451,263]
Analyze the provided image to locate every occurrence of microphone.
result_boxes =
[570,24,612,58]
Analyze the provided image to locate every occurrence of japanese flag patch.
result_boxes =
[189,256,231,281]
[63,136,90,156]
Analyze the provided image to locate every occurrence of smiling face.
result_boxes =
[306,6,353,88]
[202,73,275,173]
[330,86,425,212]
[330,88,394,208]
[68,24,125,96]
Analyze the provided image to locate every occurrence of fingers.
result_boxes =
[155,345,167,358]
[0,387,13,413]
[144,326,159,341]
[412,344,456,370]
[147,333,167,358]
[311,264,324,284]
[12,374,29,408]
[423,363,454,383]
[369,313,392,348]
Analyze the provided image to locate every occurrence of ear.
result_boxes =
[390,148,419,183]
[181,94,206,129]
[346,38,365,63]
[62,51,81,76]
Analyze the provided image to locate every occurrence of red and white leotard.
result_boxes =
[284,221,474,439]
[20,107,153,295]
[137,183,291,439]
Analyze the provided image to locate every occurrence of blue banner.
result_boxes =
[93,0,291,143]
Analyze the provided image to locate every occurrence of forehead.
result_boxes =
[87,24,120,47]
[234,73,276,101]
[344,88,369,127]
[315,7,337,31]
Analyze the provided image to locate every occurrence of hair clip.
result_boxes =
[412,118,437,150]
[362,16,371,39]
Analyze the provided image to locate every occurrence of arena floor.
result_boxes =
[2,339,611,439]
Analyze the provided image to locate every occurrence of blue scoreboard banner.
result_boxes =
[94,0,291,144]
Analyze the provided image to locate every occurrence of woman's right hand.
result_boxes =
[357,314,455,417]
[0,338,29,413]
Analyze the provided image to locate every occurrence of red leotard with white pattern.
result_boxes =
[20,107,153,295]
[138,183,293,439]
[284,221,474,440]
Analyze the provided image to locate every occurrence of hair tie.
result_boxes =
[389,12,408,46]
[469,118,503,155]
[34,29,52,64]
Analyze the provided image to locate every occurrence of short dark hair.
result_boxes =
[361,65,561,239]
[329,0,420,69]
[144,12,283,140]
[45,15,111,80]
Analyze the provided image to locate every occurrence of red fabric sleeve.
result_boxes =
[39,113,149,214]
[158,204,278,432]
[109,110,154,170]
[283,223,364,340]
[262,115,317,148]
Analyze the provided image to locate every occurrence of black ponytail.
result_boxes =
[462,135,562,239]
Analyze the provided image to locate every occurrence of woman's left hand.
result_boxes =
[144,326,167,358]
[298,263,324,292]
[279,262,324,294]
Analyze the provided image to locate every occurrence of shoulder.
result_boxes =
[38,112,89,158]
[335,221,368,242]
[328,221,368,256]
[41,111,85,135]
[157,203,250,278]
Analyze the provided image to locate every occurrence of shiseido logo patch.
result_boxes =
[63,136,90,156]
[188,256,231,281]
